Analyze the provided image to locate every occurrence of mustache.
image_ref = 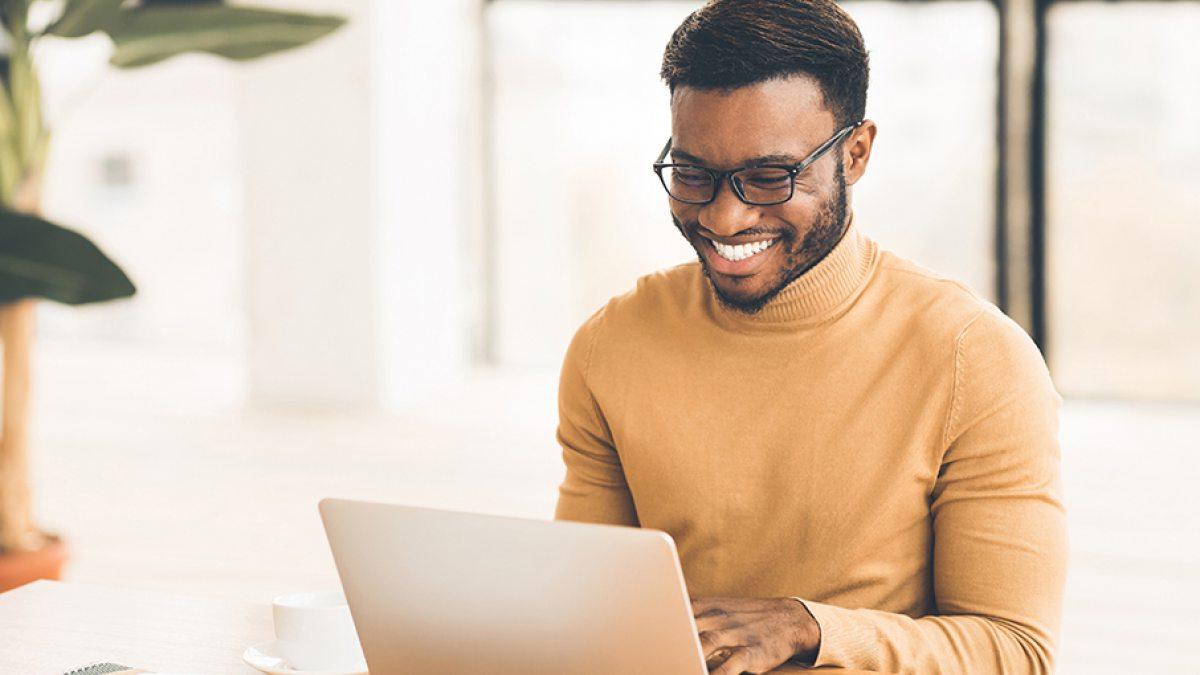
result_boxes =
[670,215,792,241]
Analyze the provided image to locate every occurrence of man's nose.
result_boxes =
[698,176,761,237]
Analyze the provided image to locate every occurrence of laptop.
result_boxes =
[318,498,708,674]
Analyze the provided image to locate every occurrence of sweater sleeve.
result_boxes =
[793,307,1068,674]
[553,305,640,527]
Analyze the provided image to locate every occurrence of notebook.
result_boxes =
[63,665,137,675]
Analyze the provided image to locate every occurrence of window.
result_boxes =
[1047,2,1200,400]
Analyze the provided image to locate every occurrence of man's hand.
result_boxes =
[692,596,821,674]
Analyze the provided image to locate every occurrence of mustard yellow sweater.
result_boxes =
[553,216,1068,674]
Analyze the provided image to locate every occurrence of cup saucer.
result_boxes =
[242,639,368,675]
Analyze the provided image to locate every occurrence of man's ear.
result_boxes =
[843,120,877,186]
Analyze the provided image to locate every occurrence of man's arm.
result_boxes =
[690,307,1067,675]
[553,305,639,526]
[791,307,1068,674]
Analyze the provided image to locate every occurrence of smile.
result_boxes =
[706,237,778,262]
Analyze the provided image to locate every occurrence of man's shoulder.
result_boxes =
[621,259,703,308]
[871,247,1046,374]
[596,259,702,321]
[872,248,997,335]
[568,260,701,351]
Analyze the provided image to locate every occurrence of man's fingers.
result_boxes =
[691,597,804,674]
[694,606,738,632]
[708,645,756,674]
[691,593,753,614]
[704,645,734,671]
[698,628,738,657]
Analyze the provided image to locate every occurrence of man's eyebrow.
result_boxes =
[668,148,801,167]
[668,148,708,164]
[745,153,800,167]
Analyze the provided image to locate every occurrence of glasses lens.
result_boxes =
[734,167,794,205]
[661,166,714,203]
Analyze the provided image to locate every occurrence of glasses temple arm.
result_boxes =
[655,137,673,164]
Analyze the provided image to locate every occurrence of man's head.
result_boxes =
[659,0,877,314]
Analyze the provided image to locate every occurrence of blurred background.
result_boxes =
[11,0,1197,672]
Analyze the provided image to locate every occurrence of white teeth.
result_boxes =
[709,237,776,262]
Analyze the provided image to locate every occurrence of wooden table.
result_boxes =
[0,580,882,674]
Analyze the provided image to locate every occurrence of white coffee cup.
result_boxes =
[272,590,366,671]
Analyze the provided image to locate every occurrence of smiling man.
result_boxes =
[553,1,1067,674]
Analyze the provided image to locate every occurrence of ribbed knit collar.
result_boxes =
[705,212,879,332]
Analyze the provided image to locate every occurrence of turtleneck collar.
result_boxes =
[703,212,879,332]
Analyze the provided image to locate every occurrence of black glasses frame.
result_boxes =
[652,121,863,206]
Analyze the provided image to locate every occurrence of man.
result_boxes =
[553,1,1067,673]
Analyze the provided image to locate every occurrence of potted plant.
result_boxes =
[0,0,345,592]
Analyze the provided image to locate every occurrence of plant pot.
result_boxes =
[0,533,67,593]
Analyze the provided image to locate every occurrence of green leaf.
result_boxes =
[44,0,124,38]
[3,0,32,41]
[7,50,43,171]
[106,4,345,69]
[0,79,22,203]
[0,209,136,305]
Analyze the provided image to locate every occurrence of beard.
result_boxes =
[672,157,849,315]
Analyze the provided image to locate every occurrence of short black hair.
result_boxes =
[660,0,869,129]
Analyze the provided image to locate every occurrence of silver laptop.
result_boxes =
[318,498,708,674]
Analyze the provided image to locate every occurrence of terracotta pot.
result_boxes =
[0,535,67,593]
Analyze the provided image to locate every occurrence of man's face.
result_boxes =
[667,76,869,314]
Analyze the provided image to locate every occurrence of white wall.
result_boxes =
[39,0,486,411]
[39,43,246,354]
[487,2,697,369]
[241,0,485,410]
[371,0,480,408]
[234,0,380,408]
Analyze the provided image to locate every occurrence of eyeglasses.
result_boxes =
[652,121,862,206]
